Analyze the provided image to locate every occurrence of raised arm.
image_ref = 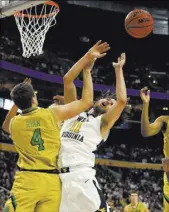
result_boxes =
[63,40,110,104]
[50,68,93,122]
[140,87,164,137]
[100,53,127,137]
[2,78,31,134]
[2,104,18,133]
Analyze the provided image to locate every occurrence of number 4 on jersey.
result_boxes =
[31,128,45,151]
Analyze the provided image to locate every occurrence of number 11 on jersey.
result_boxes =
[69,121,83,133]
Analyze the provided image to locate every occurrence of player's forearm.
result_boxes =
[63,53,93,83]
[2,104,18,133]
[81,70,93,106]
[115,67,127,104]
[141,103,151,136]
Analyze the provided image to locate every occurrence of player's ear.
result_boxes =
[32,96,37,105]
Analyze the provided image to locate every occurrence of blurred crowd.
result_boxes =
[0,34,109,85]
[96,144,163,163]
[96,165,163,211]
[1,33,169,92]
[0,149,163,211]
[0,152,17,211]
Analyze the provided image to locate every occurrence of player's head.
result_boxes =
[93,90,116,115]
[10,82,38,110]
[130,192,139,205]
[93,98,115,115]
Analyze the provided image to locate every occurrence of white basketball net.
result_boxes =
[14,3,59,58]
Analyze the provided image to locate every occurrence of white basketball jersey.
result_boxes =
[58,112,109,168]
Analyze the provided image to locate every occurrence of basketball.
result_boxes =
[125,9,154,38]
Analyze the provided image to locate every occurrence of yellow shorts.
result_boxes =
[3,171,61,212]
[163,173,169,212]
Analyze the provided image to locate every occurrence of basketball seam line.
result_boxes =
[128,27,152,38]
[127,23,153,29]
[128,28,145,37]
[125,14,152,28]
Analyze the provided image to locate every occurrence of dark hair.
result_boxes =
[130,190,139,195]
[10,83,35,110]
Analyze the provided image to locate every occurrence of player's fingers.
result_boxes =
[24,78,28,82]
[140,87,148,92]
[100,47,111,53]
[53,95,64,100]
[98,53,107,58]
[147,90,150,95]
[94,40,102,47]
[99,44,110,51]
[121,53,126,59]
[98,42,108,47]
[98,43,109,50]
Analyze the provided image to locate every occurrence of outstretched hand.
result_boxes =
[112,53,126,69]
[88,40,110,60]
[53,95,64,105]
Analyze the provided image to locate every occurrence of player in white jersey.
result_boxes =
[57,44,127,212]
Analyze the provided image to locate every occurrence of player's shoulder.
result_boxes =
[124,204,129,211]
[138,201,147,208]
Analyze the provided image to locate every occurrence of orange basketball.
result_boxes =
[125,9,154,38]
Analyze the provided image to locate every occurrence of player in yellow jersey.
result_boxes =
[124,192,149,212]
[140,87,169,212]
[2,40,110,212]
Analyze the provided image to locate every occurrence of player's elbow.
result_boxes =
[117,99,127,107]
[81,99,93,109]
[63,75,72,85]
[2,124,9,134]
[141,129,150,137]
[85,100,94,108]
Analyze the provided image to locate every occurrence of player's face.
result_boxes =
[93,98,116,114]
[130,193,138,204]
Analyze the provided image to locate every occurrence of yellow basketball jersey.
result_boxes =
[125,202,147,212]
[10,107,60,170]
[164,122,169,188]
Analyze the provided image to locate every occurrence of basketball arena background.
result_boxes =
[0,0,169,211]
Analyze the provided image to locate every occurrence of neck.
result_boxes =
[22,105,37,113]
[131,202,138,207]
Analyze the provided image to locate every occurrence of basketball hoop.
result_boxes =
[14,1,60,58]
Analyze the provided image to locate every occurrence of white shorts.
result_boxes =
[59,167,111,212]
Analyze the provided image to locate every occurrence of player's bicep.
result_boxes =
[49,100,91,121]
[148,117,164,136]
[64,82,77,104]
